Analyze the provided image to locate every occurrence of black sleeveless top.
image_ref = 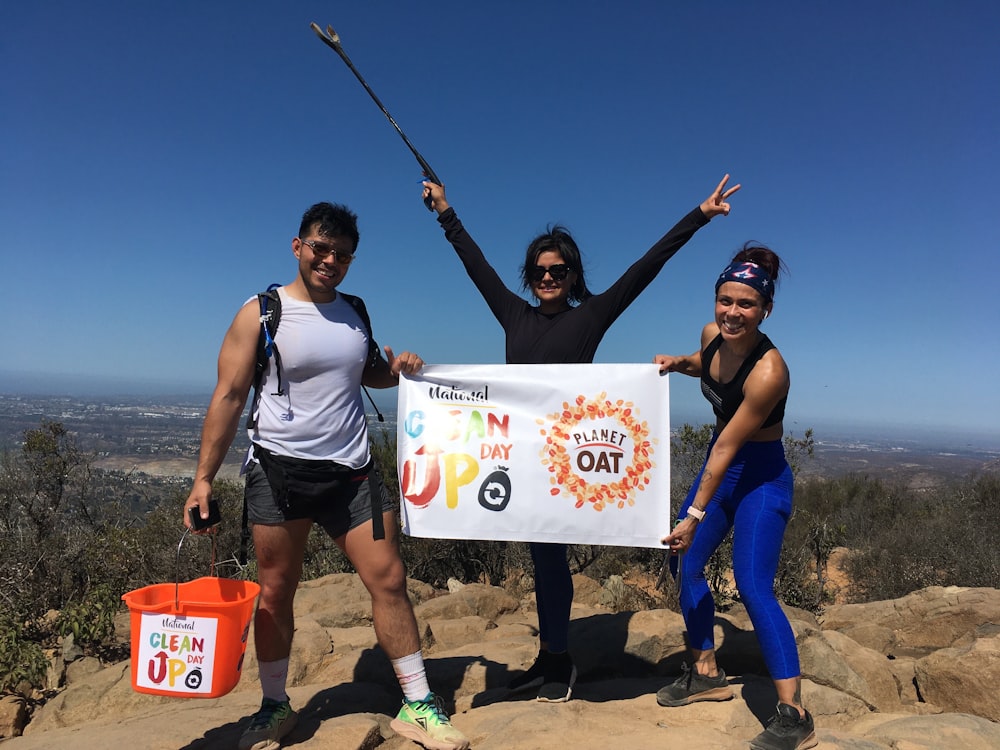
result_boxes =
[700,333,786,428]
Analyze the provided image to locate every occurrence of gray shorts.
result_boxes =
[244,460,394,538]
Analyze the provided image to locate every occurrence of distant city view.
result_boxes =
[2,392,996,489]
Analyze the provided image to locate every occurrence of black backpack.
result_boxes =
[247,284,385,427]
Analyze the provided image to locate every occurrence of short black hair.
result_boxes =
[299,202,360,251]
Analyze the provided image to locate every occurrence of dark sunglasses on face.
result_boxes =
[528,263,572,283]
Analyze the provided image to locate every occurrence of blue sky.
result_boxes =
[2,1,997,439]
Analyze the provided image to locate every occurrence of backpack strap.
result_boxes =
[339,292,381,369]
[340,293,386,423]
[239,480,251,566]
[246,284,283,431]
[241,284,281,564]
[340,293,386,537]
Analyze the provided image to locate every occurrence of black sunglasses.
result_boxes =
[528,263,572,283]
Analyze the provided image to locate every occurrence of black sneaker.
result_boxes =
[507,650,549,693]
[656,662,734,707]
[535,651,576,703]
[749,703,817,750]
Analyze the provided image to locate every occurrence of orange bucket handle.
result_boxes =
[174,527,218,610]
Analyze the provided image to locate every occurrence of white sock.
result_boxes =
[391,651,431,702]
[259,658,290,702]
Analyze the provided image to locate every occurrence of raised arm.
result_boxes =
[183,301,259,529]
[421,179,524,327]
[587,176,742,325]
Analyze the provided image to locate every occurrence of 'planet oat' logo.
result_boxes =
[537,392,655,511]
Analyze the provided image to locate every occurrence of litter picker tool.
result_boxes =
[311,22,441,209]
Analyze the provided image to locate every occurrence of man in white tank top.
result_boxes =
[184,202,469,750]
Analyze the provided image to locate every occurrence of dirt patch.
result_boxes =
[93,456,243,480]
[824,546,852,604]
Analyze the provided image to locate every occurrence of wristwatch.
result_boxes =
[686,505,706,522]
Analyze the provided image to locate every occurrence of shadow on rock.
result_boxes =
[177,711,254,750]
[737,673,781,729]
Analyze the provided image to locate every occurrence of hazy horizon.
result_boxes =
[2,368,997,452]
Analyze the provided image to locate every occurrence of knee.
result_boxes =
[258,579,298,613]
[259,566,299,597]
[733,573,778,617]
[364,555,409,600]
[678,559,707,588]
[257,563,302,605]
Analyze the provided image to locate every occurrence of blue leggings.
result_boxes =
[529,542,573,653]
[673,438,799,680]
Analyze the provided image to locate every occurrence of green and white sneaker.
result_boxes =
[238,697,298,750]
[390,693,470,750]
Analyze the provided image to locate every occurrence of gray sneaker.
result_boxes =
[749,703,817,750]
[656,663,734,707]
[238,698,298,750]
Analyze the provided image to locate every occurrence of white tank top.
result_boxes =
[249,287,371,468]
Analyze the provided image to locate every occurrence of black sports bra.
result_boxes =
[700,333,786,428]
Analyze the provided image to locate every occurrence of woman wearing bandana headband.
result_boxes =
[422,174,740,703]
[654,246,816,750]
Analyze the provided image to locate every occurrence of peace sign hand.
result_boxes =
[700,174,741,218]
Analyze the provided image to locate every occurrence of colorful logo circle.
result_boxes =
[537,392,655,511]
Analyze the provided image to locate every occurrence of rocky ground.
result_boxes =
[2,577,999,749]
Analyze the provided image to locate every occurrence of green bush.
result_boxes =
[0,615,49,694]
[56,584,119,649]
[842,473,1000,601]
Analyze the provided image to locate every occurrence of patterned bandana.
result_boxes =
[715,261,773,302]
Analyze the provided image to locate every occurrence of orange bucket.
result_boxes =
[122,576,260,698]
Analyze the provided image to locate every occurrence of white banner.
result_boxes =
[397,364,672,548]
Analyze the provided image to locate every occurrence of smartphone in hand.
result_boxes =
[189,499,221,530]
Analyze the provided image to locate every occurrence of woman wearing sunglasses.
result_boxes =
[421,175,739,703]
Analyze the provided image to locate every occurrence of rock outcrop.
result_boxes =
[3,578,998,749]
